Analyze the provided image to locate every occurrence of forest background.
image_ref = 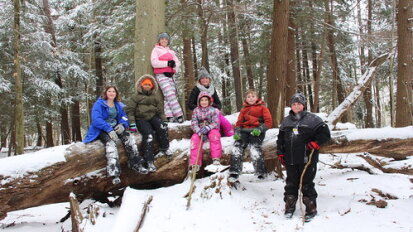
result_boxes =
[0,0,412,155]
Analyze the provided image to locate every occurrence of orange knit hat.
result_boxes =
[141,78,153,88]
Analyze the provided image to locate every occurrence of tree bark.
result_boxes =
[71,100,82,142]
[285,19,297,105]
[395,0,413,127]
[134,0,166,80]
[226,0,243,111]
[197,0,210,71]
[241,38,254,90]
[36,121,43,147]
[267,0,289,127]
[46,98,54,147]
[13,0,24,155]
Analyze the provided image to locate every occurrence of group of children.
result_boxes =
[83,32,331,220]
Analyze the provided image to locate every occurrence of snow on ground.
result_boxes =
[1,152,412,232]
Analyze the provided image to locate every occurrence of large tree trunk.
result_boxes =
[36,121,43,147]
[267,0,289,127]
[241,38,254,90]
[134,0,165,80]
[71,100,82,142]
[226,0,243,111]
[285,17,297,105]
[45,99,54,148]
[13,0,24,155]
[1,124,412,221]
[395,0,413,127]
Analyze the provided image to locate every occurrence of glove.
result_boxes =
[202,135,208,142]
[199,126,210,135]
[129,123,137,133]
[163,72,174,77]
[108,131,118,141]
[277,154,285,166]
[233,133,241,141]
[167,60,176,68]
[307,141,320,150]
[114,124,125,134]
[251,128,262,136]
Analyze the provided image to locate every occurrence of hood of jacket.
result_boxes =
[135,74,159,93]
[197,91,214,107]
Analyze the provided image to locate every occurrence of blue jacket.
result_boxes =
[83,97,129,143]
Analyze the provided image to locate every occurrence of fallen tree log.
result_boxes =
[0,125,412,220]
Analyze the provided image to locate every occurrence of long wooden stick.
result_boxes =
[298,149,315,224]
[186,122,206,210]
[134,195,153,232]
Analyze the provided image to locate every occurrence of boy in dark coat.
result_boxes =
[228,90,272,182]
[125,74,171,172]
[277,92,331,220]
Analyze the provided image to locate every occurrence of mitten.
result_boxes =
[129,123,137,132]
[108,131,118,141]
[251,128,262,136]
[307,141,320,150]
[233,133,241,141]
[114,124,125,134]
[167,60,176,68]
[277,154,285,166]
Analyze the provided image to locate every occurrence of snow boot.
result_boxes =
[147,161,157,172]
[284,195,298,218]
[212,158,221,165]
[176,116,184,123]
[167,117,175,123]
[228,173,239,183]
[156,149,172,157]
[129,162,149,174]
[112,177,121,185]
[303,197,317,222]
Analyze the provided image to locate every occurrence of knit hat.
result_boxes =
[198,67,211,80]
[141,78,153,89]
[157,32,170,43]
[289,92,306,106]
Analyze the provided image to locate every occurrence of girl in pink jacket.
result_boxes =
[151,32,184,123]
[190,92,222,170]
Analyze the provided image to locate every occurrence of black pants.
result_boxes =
[229,131,266,175]
[284,160,318,202]
[136,116,169,162]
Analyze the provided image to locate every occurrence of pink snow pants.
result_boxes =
[155,73,183,118]
[190,129,222,166]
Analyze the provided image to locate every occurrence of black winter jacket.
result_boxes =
[187,86,222,111]
[277,110,331,165]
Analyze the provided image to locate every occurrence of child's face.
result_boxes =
[199,77,210,86]
[199,97,210,107]
[142,84,152,91]
[291,102,304,114]
[159,38,168,47]
[246,93,258,105]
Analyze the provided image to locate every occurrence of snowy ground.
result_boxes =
[1,152,412,232]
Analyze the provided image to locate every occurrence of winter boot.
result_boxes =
[147,161,157,173]
[176,116,184,123]
[156,149,172,157]
[129,162,149,174]
[302,197,317,221]
[256,173,267,180]
[167,117,175,123]
[228,173,239,183]
[112,176,121,185]
[212,158,221,165]
[284,195,298,218]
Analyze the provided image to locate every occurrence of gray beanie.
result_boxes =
[157,32,170,43]
[289,92,306,106]
[198,67,211,80]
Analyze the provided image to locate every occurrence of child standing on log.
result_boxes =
[151,32,184,123]
[125,74,171,173]
[228,90,272,183]
[277,92,331,220]
[83,86,148,185]
[189,91,222,171]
